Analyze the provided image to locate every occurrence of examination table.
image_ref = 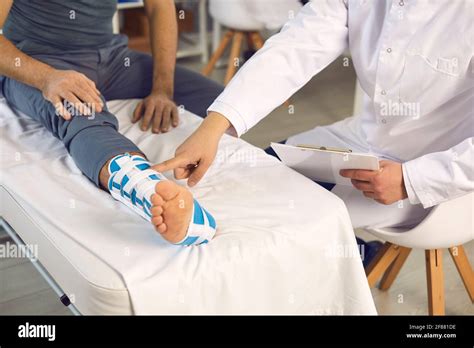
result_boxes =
[0,98,376,314]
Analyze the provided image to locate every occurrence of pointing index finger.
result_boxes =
[152,155,191,173]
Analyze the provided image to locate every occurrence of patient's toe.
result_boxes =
[151,193,164,206]
[151,206,163,216]
[156,223,167,234]
[152,216,163,226]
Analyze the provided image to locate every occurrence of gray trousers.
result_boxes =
[2,36,223,186]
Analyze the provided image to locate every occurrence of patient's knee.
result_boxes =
[69,104,118,128]
[60,106,120,146]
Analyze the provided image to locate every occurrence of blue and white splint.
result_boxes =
[107,153,216,246]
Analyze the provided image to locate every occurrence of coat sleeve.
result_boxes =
[402,137,474,208]
[208,0,349,136]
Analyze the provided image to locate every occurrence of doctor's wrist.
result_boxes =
[201,111,232,137]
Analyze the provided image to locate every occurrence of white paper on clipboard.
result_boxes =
[271,142,380,185]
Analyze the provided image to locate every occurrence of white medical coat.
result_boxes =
[208,0,474,228]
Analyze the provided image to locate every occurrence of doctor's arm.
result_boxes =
[340,56,474,206]
[402,137,474,208]
[132,0,179,133]
[340,138,474,207]
[340,161,408,205]
[154,0,349,185]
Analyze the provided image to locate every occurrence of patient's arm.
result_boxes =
[0,0,103,119]
[0,0,51,92]
[132,0,179,133]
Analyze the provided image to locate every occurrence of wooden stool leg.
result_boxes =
[365,242,401,288]
[449,245,474,302]
[379,247,412,291]
[249,31,264,50]
[246,32,255,50]
[202,30,234,76]
[224,32,244,84]
[425,249,445,315]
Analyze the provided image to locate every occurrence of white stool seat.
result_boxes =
[367,192,474,250]
[365,192,474,315]
[210,0,265,31]
[209,0,302,31]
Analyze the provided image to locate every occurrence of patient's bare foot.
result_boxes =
[150,181,193,243]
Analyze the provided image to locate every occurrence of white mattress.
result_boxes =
[0,98,376,315]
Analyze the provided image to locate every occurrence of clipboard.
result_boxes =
[271,142,380,185]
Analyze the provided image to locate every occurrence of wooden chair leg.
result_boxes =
[246,32,255,50]
[249,31,264,50]
[379,247,412,291]
[449,245,474,302]
[224,31,244,84]
[365,242,401,288]
[425,249,445,315]
[202,30,234,76]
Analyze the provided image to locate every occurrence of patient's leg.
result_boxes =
[3,77,215,245]
[99,154,215,245]
[3,76,139,185]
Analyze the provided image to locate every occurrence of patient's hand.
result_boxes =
[340,160,408,205]
[132,92,179,133]
[42,69,104,120]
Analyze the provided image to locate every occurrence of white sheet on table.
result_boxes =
[0,98,376,314]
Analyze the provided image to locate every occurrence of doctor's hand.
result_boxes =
[152,112,231,187]
[132,92,179,133]
[340,160,408,205]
